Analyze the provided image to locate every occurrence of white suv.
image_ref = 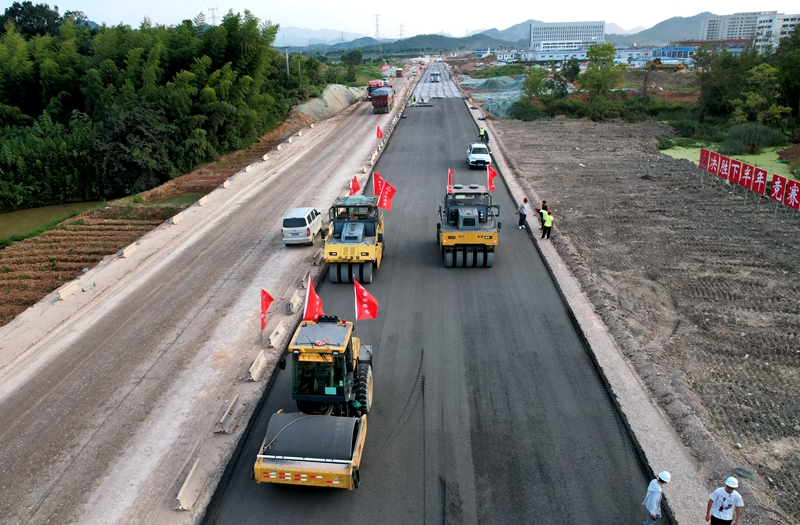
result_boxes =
[281,207,323,245]
[466,143,492,168]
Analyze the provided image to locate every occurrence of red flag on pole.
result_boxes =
[376,125,383,139]
[353,278,378,320]
[487,165,498,191]
[350,175,360,196]
[377,180,397,210]
[260,289,274,330]
[447,168,454,192]
[303,278,325,322]
[373,172,385,197]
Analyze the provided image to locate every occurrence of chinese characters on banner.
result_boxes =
[353,278,378,320]
[378,180,397,210]
[770,174,787,204]
[260,289,274,330]
[447,168,454,193]
[785,179,800,210]
[373,172,385,196]
[696,152,796,208]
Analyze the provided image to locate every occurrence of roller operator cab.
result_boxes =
[430,72,440,82]
[254,316,374,490]
[437,184,501,268]
[323,195,385,283]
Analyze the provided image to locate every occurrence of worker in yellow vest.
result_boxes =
[541,210,553,239]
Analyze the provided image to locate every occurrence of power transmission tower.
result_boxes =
[373,14,382,59]
[397,24,405,39]
[207,6,218,25]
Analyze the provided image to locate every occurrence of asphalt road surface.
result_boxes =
[203,98,650,524]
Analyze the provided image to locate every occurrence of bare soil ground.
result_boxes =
[0,111,313,327]
[494,116,799,524]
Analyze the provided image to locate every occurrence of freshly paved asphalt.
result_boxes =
[203,97,649,524]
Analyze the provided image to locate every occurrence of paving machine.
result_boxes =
[254,316,374,490]
[437,184,500,267]
[323,195,385,283]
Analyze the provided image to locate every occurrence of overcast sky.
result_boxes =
[55,1,799,38]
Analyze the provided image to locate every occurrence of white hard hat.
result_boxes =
[658,471,671,483]
[725,477,739,488]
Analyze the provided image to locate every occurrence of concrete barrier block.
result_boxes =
[214,394,245,434]
[362,165,368,173]
[262,154,269,161]
[245,165,251,173]
[58,281,79,300]
[297,131,303,137]
[312,248,324,266]
[286,289,304,315]
[172,212,184,225]
[121,243,137,258]
[222,180,230,189]
[287,137,293,144]
[301,268,311,289]
[175,459,207,511]
[248,350,267,381]
[198,196,208,206]
[82,282,96,292]
[268,321,286,348]
[311,123,315,128]
[276,144,282,151]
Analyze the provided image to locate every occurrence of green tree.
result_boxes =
[774,24,800,117]
[581,43,626,99]
[731,63,790,127]
[0,1,61,38]
[562,57,580,83]
[521,66,547,101]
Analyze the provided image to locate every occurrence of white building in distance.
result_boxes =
[528,21,605,52]
[701,11,799,49]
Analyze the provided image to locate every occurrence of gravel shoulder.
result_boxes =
[489,115,799,525]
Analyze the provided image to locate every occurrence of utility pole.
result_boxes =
[207,6,218,25]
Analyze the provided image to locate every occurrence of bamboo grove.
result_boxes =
[0,4,329,211]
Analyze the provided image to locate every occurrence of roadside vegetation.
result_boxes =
[505,32,800,162]
[0,2,383,214]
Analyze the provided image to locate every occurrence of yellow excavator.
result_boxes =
[254,316,374,489]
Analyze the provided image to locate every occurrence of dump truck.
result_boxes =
[254,316,374,490]
[367,80,383,100]
[324,195,385,283]
[395,68,403,77]
[646,58,686,71]
[437,183,500,267]
[370,87,395,114]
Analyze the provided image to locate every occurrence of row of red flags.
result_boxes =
[350,171,397,209]
[448,166,498,192]
[699,148,800,210]
[260,278,378,330]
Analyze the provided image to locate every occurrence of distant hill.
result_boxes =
[480,19,543,43]
[290,33,525,55]
[605,12,715,46]
[606,23,647,35]
[276,26,365,47]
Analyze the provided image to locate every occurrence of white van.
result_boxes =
[281,207,323,245]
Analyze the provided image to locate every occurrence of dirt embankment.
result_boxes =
[495,116,799,525]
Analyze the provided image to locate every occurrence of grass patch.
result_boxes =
[718,124,788,155]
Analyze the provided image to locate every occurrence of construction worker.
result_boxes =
[411,94,416,106]
[541,209,553,239]
[479,126,486,143]
[420,95,425,104]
